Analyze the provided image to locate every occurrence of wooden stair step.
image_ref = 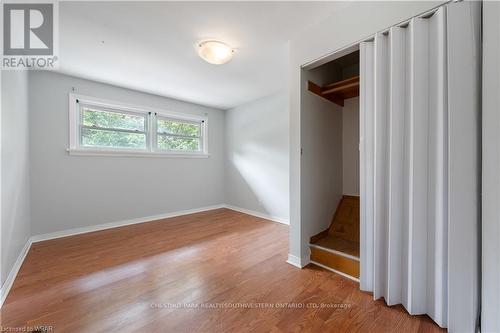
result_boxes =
[309,245,359,281]
[328,195,360,243]
[309,195,360,280]
[313,235,359,257]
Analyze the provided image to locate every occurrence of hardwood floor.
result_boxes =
[1,209,444,333]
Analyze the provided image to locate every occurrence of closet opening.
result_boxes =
[297,2,480,329]
[302,48,361,281]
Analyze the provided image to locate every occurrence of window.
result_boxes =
[81,107,148,149]
[156,116,203,152]
[68,94,208,157]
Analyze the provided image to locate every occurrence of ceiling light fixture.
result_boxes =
[197,40,235,65]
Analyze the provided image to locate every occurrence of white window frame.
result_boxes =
[67,93,209,158]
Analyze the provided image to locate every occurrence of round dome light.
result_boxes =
[197,40,235,65]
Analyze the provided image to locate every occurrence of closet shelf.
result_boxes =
[308,75,359,107]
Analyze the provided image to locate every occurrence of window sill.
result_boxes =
[66,148,210,158]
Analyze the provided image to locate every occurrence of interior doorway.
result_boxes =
[298,1,480,331]
[302,49,361,281]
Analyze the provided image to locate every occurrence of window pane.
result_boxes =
[157,118,200,137]
[157,135,200,151]
[82,128,146,149]
[82,108,145,131]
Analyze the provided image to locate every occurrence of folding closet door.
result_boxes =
[359,41,374,292]
[482,1,500,332]
[446,2,481,331]
[359,1,480,330]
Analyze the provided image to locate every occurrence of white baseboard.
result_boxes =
[223,204,289,225]
[31,204,226,243]
[286,254,310,268]
[287,254,303,268]
[0,237,32,308]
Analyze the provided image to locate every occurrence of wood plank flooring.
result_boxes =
[0,209,444,333]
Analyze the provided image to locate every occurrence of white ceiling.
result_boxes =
[59,2,340,109]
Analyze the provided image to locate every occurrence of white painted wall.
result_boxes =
[288,0,444,265]
[225,93,289,222]
[342,97,359,196]
[482,1,500,331]
[299,66,343,265]
[1,71,31,286]
[28,71,225,235]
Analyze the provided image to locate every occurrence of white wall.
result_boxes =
[342,97,359,196]
[299,66,343,264]
[29,71,225,235]
[482,1,500,331]
[288,0,444,265]
[225,93,289,222]
[1,71,31,286]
